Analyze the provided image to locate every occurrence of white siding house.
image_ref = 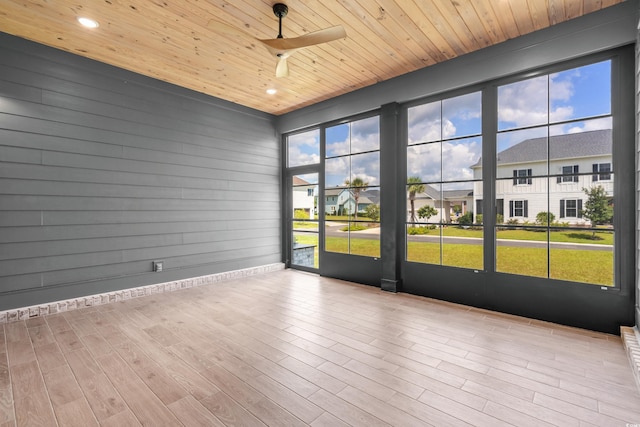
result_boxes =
[292,176,316,220]
[471,129,612,225]
[409,185,474,223]
[325,188,379,216]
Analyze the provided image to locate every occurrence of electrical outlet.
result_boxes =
[153,260,163,272]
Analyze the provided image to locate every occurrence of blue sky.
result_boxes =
[288,128,319,167]
[325,116,380,187]
[497,59,611,151]
[289,60,611,189]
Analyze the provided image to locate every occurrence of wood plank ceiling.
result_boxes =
[0,0,624,115]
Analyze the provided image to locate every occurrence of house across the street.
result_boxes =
[471,129,612,225]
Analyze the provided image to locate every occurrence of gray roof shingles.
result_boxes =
[471,129,611,168]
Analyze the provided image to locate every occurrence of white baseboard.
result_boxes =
[0,263,285,324]
[621,326,640,392]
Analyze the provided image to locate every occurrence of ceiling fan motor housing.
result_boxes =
[273,3,288,18]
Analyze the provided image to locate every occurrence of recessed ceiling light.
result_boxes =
[77,17,99,28]
[266,88,277,95]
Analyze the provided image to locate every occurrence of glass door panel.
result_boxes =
[291,173,319,269]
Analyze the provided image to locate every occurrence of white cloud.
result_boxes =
[407,138,480,183]
[442,119,456,139]
[326,139,350,157]
[550,72,575,101]
[351,132,380,153]
[287,130,319,166]
[442,140,480,181]
[288,145,320,165]
[498,75,577,128]
[408,102,441,144]
[555,117,612,135]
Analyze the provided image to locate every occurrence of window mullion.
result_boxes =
[483,85,498,273]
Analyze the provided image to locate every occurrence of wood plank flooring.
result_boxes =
[1,269,640,426]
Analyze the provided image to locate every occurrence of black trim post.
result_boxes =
[380,102,402,292]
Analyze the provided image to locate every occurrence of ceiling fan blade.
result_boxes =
[259,25,346,52]
[275,56,289,78]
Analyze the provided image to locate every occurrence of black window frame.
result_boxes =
[509,199,528,218]
[513,168,532,185]
[560,198,583,218]
[592,162,611,182]
[558,165,579,183]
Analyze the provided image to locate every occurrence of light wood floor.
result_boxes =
[1,270,640,427]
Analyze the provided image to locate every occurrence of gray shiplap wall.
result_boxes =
[0,32,280,310]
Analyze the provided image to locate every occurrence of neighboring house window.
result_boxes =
[558,165,579,183]
[592,163,611,181]
[513,169,532,185]
[476,199,483,215]
[560,199,583,218]
[496,199,504,217]
[509,200,528,217]
[307,188,314,196]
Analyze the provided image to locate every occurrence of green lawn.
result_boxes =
[406,226,613,245]
[496,245,613,285]
[325,236,380,257]
[295,229,614,286]
[407,242,483,270]
[323,236,613,286]
[293,221,319,230]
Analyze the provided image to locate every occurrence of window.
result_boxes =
[407,91,482,270]
[509,200,528,217]
[495,59,614,285]
[592,163,611,181]
[496,199,504,217]
[287,129,319,167]
[324,115,380,257]
[290,174,319,269]
[513,169,532,185]
[560,199,582,218]
[558,165,579,183]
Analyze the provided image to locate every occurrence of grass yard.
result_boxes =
[293,221,319,230]
[408,226,613,245]
[297,231,614,286]
[325,236,380,257]
[407,242,484,270]
[496,245,613,285]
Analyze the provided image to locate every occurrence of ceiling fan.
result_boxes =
[258,3,347,78]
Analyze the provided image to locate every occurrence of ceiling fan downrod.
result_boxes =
[273,3,288,39]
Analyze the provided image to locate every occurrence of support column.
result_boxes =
[380,102,402,292]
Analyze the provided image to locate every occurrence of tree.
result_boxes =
[535,211,555,226]
[457,211,474,226]
[293,209,308,220]
[344,177,369,220]
[582,185,613,239]
[407,176,425,225]
[417,205,438,222]
[364,204,380,222]
[452,204,462,215]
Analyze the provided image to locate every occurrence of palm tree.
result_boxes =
[345,177,369,220]
[407,176,425,224]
